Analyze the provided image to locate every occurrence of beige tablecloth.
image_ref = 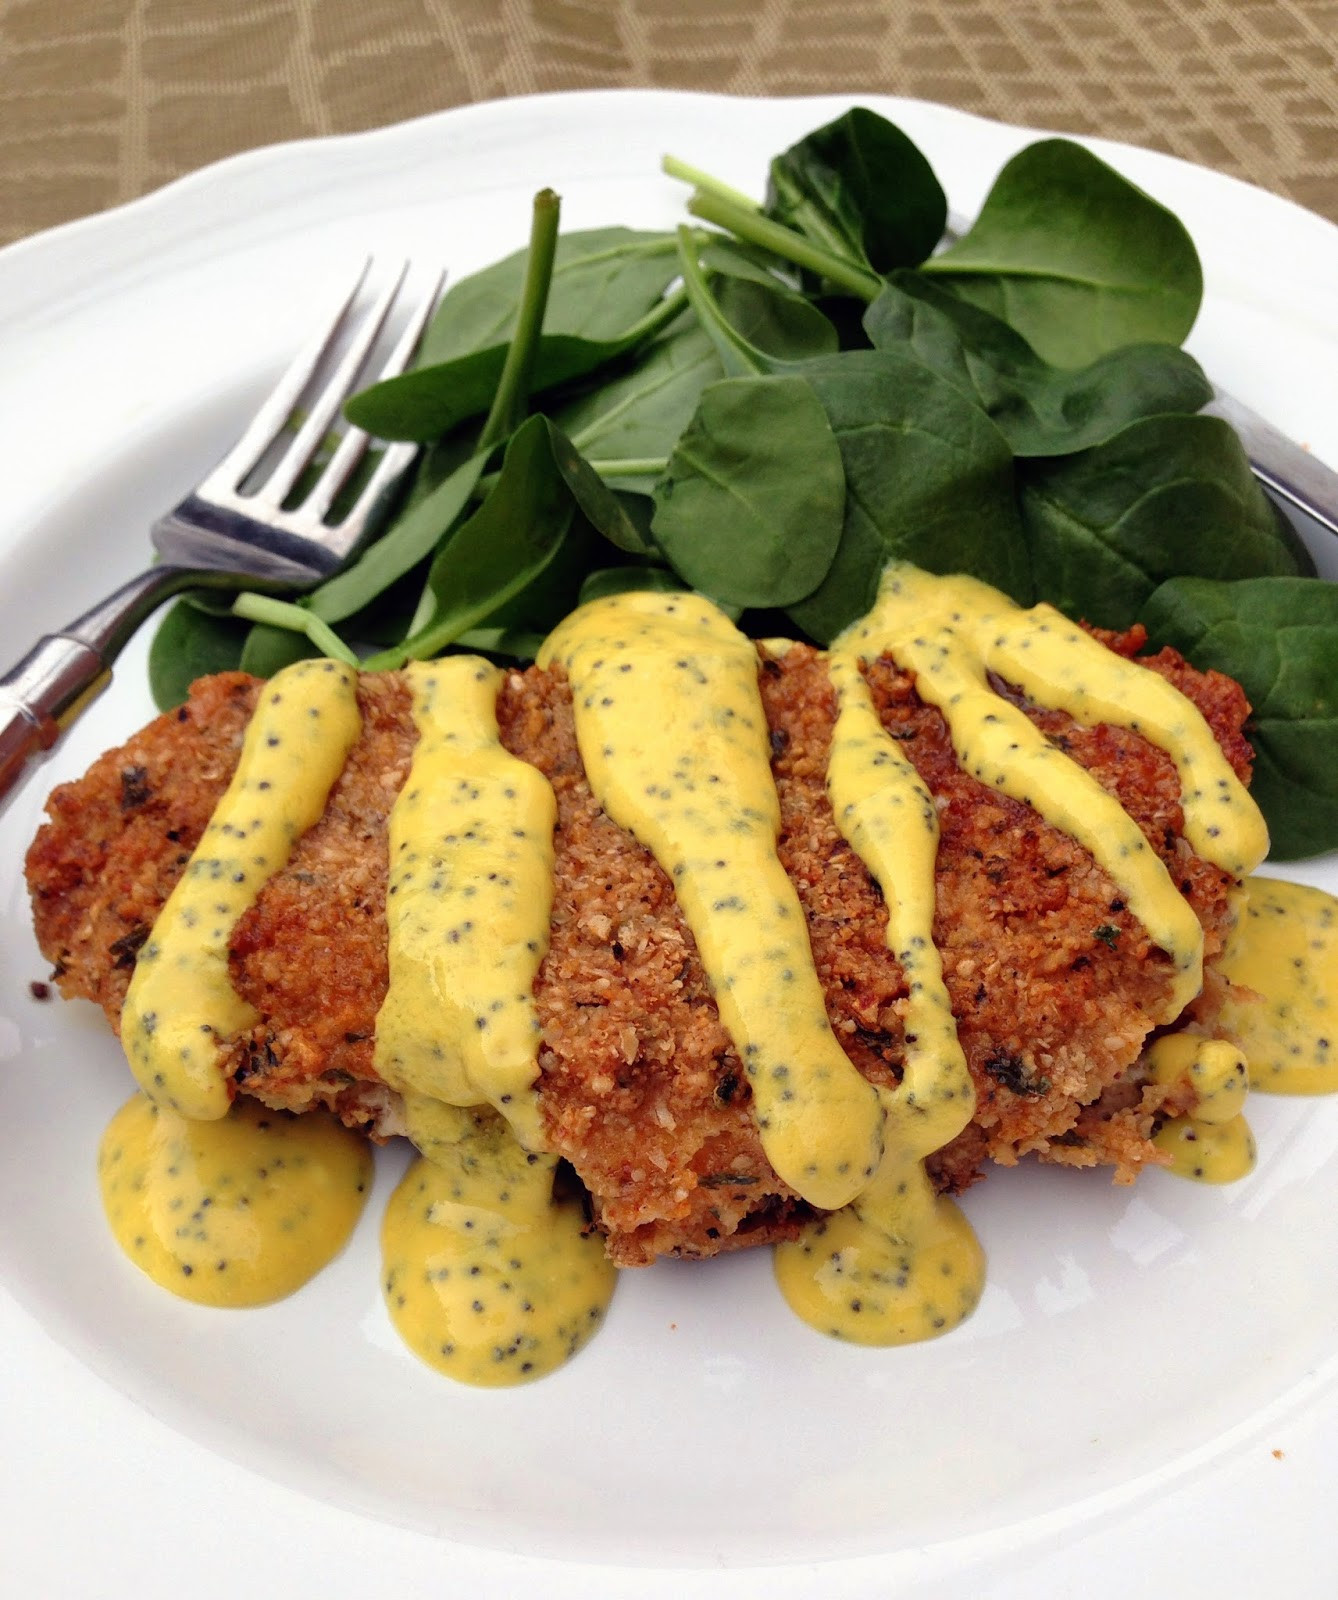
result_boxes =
[2,0,1335,249]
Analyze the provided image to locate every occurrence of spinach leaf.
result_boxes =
[369,412,577,666]
[699,236,804,291]
[787,351,1033,642]
[307,447,491,623]
[541,418,650,554]
[712,273,839,365]
[610,490,658,555]
[474,501,595,635]
[651,374,846,608]
[454,625,548,662]
[765,107,947,274]
[239,623,319,677]
[549,318,725,486]
[673,226,837,379]
[864,274,1213,456]
[923,140,1202,367]
[1139,576,1338,859]
[148,601,247,711]
[578,566,689,604]
[419,228,683,365]
[344,292,686,443]
[346,225,686,441]
[1018,414,1316,628]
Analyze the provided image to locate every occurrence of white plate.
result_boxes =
[2,91,1336,1600]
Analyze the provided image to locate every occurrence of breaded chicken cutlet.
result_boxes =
[26,629,1252,1266]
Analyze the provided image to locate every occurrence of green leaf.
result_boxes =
[864,273,1213,456]
[147,601,247,711]
[550,318,725,482]
[765,107,947,274]
[672,226,837,379]
[699,236,840,364]
[541,417,650,554]
[578,566,689,605]
[651,374,846,608]
[698,236,803,291]
[473,499,594,636]
[454,625,547,662]
[1139,576,1338,859]
[713,275,838,365]
[238,623,320,677]
[371,413,577,666]
[924,140,1202,366]
[419,228,682,364]
[786,350,1033,642]
[1018,414,1316,628]
[345,297,687,443]
[307,448,490,623]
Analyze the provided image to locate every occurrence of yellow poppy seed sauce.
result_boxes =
[540,592,885,1212]
[382,1098,616,1386]
[375,659,614,1386]
[1217,877,1338,1093]
[99,1092,371,1305]
[93,567,1338,1372]
[773,646,983,1344]
[1145,1034,1256,1183]
[121,658,362,1120]
[104,659,370,1306]
[844,566,1266,1022]
[374,659,556,1149]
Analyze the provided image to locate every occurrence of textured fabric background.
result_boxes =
[1,0,1335,248]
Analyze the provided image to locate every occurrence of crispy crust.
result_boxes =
[25,633,1253,1266]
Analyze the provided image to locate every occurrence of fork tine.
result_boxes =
[253,261,410,511]
[197,259,372,499]
[302,266,445,525]
[335,439,425,540]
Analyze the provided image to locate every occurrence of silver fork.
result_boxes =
[0,260,441,807]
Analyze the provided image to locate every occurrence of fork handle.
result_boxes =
[0,565,196,809]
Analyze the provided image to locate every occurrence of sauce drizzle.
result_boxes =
[121,659,361,1120]
[837,565,1231,1021]
[1146,1034,1256,1184]
[774,644,984,1344]
[374,657,616,1385]
[374,658,556,1149]
[541,591,884,1212]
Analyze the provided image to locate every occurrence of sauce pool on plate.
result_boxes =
[99,1093,371,1307]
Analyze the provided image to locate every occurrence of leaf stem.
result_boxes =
[620,283,690,344]
[231,593,359,666]
[661,155,761,212]
[672,224,761,377]
[586,456,669,478]
[478,188,562,452]
[686,192,882,302]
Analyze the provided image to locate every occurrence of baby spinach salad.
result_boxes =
[148,107,1336,859]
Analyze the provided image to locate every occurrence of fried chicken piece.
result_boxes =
[25,633,1253,1266]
